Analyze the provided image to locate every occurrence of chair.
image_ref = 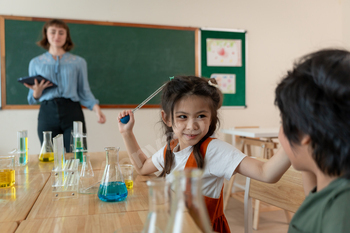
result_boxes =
[244,165,305,233]
[223,126,279,212]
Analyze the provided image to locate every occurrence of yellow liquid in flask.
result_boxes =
[39,152,54,162]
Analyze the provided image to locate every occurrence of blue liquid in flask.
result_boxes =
[98,181,128,202]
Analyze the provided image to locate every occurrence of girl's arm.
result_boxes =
[301,171,316,196]
[118,110,158,175]
[235,147,291,183]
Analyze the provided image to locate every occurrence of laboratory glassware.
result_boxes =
[165,169,213,233]
[79,153,97,194]
[0,155,15,188]
[39,131,54,162]
[98,147,128,202]
[17,130,28,166]
[120,164,133,189]
[142,178,170,233]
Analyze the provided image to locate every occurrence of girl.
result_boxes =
[23,19,106,152]
[118,76,290,233]
[275,49,350,233]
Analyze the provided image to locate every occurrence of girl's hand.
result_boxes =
[92,104,106,124]
[23,78,53,99]
[118,110,134,134]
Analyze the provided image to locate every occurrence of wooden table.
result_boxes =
[0,222,18,233]
[0,172,50,223]
[0,151,202,233]
[27,171,149,220]
[222,127,279,159]
[17,211,202,233]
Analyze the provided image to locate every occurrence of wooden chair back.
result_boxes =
[244,165,305,233]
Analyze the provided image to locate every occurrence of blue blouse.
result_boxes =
[27,52,99,110]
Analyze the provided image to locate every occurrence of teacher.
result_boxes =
[24,19,106,152]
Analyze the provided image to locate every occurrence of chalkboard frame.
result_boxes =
[0,15,199,109]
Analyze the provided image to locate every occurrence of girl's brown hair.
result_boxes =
[160,76,223,177]
[37,19,74,51]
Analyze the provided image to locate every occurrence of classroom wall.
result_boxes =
[0,0,346,155]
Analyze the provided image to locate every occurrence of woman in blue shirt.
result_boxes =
[24,19,106,152]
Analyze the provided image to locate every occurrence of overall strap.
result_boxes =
[185,137,215,168]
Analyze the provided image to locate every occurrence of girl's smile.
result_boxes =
[163,95,212,150]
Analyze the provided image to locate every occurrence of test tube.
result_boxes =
[73,121,84,163]
[17,130,28,166]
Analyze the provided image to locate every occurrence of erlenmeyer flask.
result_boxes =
[79,154,97,194]
[165,169,213,233]
[39,131,54,162]
[142,178,170,233]
[98,147,128,202]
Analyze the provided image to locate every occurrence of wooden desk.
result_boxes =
[0,222,18,233]
[0,172,50,223]
[222,127,279,159]
[17,211,202,233]
[27,170,150,220]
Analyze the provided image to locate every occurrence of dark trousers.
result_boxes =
[38,98,87,152]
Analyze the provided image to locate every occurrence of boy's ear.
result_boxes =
[300,134,311,145]
[161,110,172,127]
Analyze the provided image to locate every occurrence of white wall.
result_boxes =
[0,0,346,155]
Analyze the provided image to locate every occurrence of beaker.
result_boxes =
[120,164,133,189]
[142,178,170,233]
[165,169,213,233]
[39,131,54,162]
[17,130,28,166]
[98,147,128,202]
[0,155,15,188]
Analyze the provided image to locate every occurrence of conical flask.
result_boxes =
[98,147,128,202]
[142,178,170,233]
[39,131,54,162]
[165,169,213,233]
[79,154,97,194]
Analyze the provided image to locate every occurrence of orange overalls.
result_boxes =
[163,137,231,233]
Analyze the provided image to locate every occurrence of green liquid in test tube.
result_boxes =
[74,137,84,163]
[19,137,26,164]
[17,130,28,165]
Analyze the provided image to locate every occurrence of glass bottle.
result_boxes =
[98,147,128,202]
[39,131,54,162]
[165,169,213,233]
[142,178,170,233]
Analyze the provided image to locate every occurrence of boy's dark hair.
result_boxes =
[275,49,350,178]
[160,76,223,177]
[37,19,74,51]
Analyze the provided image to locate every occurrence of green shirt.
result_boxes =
[288,177,350,233]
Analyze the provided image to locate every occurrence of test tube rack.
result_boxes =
[51,159,80,199]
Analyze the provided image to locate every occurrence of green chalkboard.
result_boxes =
[201,29,246,107]
[3,17,196,107]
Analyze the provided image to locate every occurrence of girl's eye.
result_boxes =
[177,115,187,119]
[198,114,206,118]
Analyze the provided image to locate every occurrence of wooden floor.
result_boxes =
[225,196,290,233]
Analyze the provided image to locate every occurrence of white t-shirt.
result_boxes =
[151,138,246,198]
